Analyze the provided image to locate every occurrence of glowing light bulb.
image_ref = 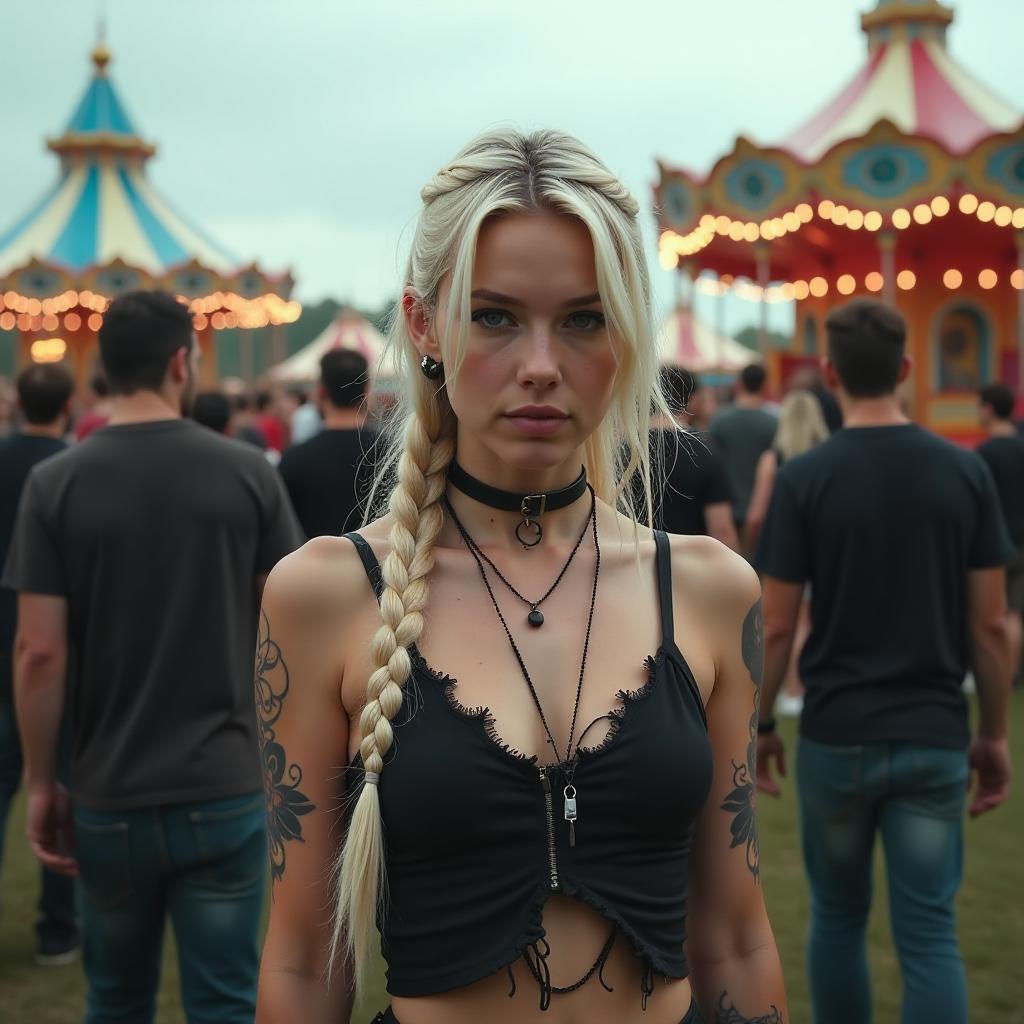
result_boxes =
[977,201,995,222]
[1013,209,1024,229]
[783,211,801,232]
[913,204,932,225]
[809,276,828,297]
[728,221,745,241]
[64,313,82,331]
[959,193,978,215]
[837,274,857,295]
[1011,269,1024,290]
[865,272,884,292]
[818,199,835,218]
[864,211,883,231]
[832,205,849,226]
[796,203,813,222]
[847,209,865,230]
[943,269,963,289]
[978,268,998,289]
[743,222,760,242]
[892,208,911,229]
[896,270,916,290]
[716,215,731,234]
[930,196,950,217]
[994,206,1013,227]
[793,280,810,300]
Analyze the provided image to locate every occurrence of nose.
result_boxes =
[515,327,562,391]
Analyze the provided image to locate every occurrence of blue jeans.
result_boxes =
[797,737,969,1024]
[74,792,266,1024]
[0,651,79,948]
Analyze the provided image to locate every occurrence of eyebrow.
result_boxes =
[470,289,602,308]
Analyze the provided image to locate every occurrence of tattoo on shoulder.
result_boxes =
[720,599,763,883]
[255,610,315,889]
[716,990,783,1023]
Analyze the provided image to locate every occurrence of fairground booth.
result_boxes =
[654,0,1023,442]
[0,42,299,388]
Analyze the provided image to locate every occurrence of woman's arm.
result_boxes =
[680,544,788,1022]
[255,541,361,1024]
[743,450,777,556]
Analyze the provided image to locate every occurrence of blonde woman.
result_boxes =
[744,390,830,556]
[255,130,786,1024]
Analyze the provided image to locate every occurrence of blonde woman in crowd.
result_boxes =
[255,129,787,1024]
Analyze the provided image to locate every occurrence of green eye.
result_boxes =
[566,312,606,331]
[472,309,514,329]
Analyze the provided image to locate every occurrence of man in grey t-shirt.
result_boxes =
[3,292,302,1022]
[710,363,777,540]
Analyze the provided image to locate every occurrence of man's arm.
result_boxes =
[705,502,740,552]
[14,593,76,874]
[756,577,803,796]
[965,566,1012,816]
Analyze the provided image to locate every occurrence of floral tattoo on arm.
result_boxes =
[716,990,783,1023]
[255,610,315,888]
[720,598,763,883]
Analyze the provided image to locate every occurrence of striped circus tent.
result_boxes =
[0,41,297,384]
[783,8,1020,162]
[658,304,760,375]
[269,309,397,383]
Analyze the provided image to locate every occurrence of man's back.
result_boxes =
[2,419,301,810]
[757,424,1012,748]
[652,428,731,536]
[977,434,1024,548]
[279,427,375,538]
[710,405,777,523]
[0,433,66,652]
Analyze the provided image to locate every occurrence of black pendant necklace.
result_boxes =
[443,488,595,627]
[446,462,588,548]
[453,494,601,849]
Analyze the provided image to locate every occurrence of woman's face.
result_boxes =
[428,211,619,485]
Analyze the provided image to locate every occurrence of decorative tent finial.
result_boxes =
[91,14,110,73]
[861,1,954,52]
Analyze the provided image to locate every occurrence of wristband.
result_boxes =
[757,717,777,735]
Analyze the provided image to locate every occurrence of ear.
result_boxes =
[402,287,441,362]
[896,354,912,384]
[169,346,189,384]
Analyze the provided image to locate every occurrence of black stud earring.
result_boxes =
[420,355,443,380]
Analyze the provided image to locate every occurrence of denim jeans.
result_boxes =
[74,791,266,1024]
[797,737,969,1024]
[0,651,79,948]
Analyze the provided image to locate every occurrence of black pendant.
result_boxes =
[528,607,545,628]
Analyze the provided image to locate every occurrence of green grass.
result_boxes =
[2,696,1022,1023]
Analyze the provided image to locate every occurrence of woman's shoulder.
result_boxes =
[263,517,394,622]
[665,532,761,614]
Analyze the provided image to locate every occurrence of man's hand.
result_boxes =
[756,732,787,797]
[968,736,1011,818]
[26,783,77,875]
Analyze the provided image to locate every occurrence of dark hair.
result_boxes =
[192,391,232,434]
[979,383,1015,420]
[739,364,766,393]
[825,299,906,397]
[98,291,193,395]
[658,365,699,415]
[16,363,74,425]
[90,373,109,398]
[232,393,254,413]
[320,348,368,409]
[256,391,273,413]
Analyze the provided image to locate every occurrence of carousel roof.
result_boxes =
[269,309,395,382]
[0,45,237,280]
[783,14,1019,162]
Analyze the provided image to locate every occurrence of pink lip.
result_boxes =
[504,406,569,437]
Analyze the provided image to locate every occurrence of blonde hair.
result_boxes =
[331,128,667,993]
[774,389,830,462]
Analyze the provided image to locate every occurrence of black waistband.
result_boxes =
[374,997,703,1023]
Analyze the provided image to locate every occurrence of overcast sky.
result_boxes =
[1,0,1020,335]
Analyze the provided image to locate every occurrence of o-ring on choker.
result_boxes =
[446,462,588,548]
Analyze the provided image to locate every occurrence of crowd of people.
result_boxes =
[0,131,1019,1024]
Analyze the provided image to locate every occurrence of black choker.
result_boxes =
[446,463,588,548]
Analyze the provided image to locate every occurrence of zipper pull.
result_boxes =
[539,767,550,794]
[563,784,577,848]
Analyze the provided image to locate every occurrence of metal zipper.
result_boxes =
[539,767,560,892]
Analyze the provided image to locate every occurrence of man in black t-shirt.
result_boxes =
[652,366,737,548]
[977,383,1024,683]
[0,363,78,966]
[755,299,1013,1024]
[2,293,302,1021]
[279,348,376,538]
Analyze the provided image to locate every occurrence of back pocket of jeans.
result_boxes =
[188,795,266,892]
[74,817,132,910]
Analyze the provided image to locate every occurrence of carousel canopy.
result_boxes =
[658,304,760,374]
[0,42,295,335]
[269,309,395,383]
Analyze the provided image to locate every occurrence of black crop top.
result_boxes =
[344,530,713,1009]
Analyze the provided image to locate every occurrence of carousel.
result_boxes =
[654,0,1023,441]
[0,41,299,387]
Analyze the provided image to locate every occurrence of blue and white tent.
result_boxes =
[0,43,293,330]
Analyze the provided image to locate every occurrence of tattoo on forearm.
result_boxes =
[721,599,763,883]
[716,990,783,1023]
[255,610,315,888]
